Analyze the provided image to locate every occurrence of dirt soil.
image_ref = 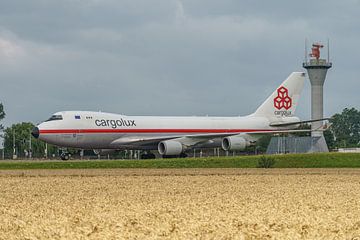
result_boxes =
[0,168,360,239]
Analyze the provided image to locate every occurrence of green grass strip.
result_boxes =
[0,153,360,169]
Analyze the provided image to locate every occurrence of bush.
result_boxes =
[257,155,276,168]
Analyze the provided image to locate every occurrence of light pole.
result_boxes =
[45,143,48,159]
[12,129,16,159]
[28,131,32,159]
[1,139,4,160]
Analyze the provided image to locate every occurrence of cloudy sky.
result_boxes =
[0,0,359,128]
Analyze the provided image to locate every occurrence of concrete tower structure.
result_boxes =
[303,42,332,152]
[266,42,332,154]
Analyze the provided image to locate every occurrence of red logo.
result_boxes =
[274,86,292,110]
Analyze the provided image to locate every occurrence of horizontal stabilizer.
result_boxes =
[269,118,330,127]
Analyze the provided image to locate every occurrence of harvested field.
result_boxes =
[0,169,360,239]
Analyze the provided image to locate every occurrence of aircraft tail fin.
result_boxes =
[253,72,305,117]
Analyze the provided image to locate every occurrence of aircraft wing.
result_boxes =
[110,132,241,148]
[109,127,322,149]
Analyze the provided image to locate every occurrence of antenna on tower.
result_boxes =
[305,38,308,62]
[327,38,330,63]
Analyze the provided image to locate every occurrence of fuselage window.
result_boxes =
[45,115,63,122]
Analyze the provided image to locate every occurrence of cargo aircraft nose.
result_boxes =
[31,127,40,139]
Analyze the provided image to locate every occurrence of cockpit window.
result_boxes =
[45,115,63,122]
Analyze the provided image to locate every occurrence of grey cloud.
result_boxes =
[0,0,359,127]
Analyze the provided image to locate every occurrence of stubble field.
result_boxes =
[0,168,360,239]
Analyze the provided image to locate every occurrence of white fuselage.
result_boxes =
[33,72,306,154]
[36,111,285,150]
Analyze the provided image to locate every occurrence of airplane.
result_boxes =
[31,72,325,160]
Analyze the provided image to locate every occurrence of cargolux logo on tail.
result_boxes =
[274,86,292,116]
[274,86,292,110]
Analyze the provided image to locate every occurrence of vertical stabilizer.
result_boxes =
[253,72,305,117]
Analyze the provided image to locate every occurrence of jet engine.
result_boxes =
[158,140,183,155]
[222,136,249,151]
[93,149,116,155]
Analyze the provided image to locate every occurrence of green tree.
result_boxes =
[0,103,5,131]
[323,128,335,150]
[0,103,4,159]
[3,122,58,158]
[330,107,360,148]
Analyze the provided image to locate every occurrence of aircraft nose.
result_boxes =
[31,127,40,139]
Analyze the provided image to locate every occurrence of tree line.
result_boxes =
[2,122,59,158]
[0,102,360,158]
[0,103,58,158]
[330,107,360,148]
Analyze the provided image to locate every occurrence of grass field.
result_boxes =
[1,168,360,239]
[0,153,360,169]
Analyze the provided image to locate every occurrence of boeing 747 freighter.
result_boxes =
[32,72,325,160]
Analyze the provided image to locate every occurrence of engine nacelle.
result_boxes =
[158,140,183,155]
[222,136,248,151]
[93,149,116,155]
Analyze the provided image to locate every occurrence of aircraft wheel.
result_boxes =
[141,153,156,159]
[60,153,70,161]
[162,155,178,159]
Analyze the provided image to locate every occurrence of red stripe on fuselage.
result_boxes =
[39,129,274,134]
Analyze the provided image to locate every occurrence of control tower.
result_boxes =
[303,42,332,152]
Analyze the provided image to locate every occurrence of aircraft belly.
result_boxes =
[77,133,178,149]
[194,138,222,148]
[77,133,125,149]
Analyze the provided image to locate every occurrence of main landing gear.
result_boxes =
[140,152,156,159]
[60,149,70,161]
[162,153,188,158]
